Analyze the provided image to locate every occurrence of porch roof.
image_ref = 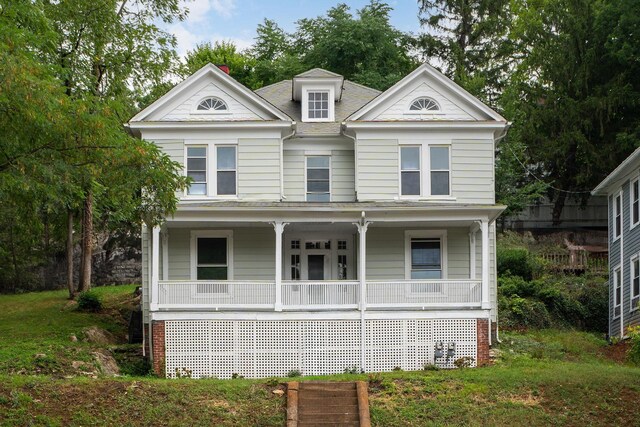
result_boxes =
[167,201,506,224]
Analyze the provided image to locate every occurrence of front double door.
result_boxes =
[284,234,354,281]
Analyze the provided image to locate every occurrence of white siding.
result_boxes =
[283,149,305,201]
[366,227,470,280]
[373,82,475,121]
[166,227,275,281]
[161,82,262,121]
[357,139,399,201]
[332,150,355,202]
[451,139,494,204]
[237,138,281,200]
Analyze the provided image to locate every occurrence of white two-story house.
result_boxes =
[127,64,507,378]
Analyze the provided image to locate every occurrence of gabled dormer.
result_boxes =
[292,69,344,123]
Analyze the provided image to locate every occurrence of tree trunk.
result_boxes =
[67,210,75,299]
[79,191,93,292]
[552,192,567,226]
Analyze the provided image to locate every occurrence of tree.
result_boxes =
[417,0,513,104]
[502,0,640,221]
[182,41,260,89]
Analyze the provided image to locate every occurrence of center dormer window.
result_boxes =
[308,91,329,119]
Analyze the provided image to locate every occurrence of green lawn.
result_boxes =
[1,286,639,426]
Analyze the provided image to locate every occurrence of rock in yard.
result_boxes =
[83,326,117,345]
[70,334,78,342]
[92,350,120,376]
[272,389,285,396]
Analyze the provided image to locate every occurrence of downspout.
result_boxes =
[280,122,297,201]
[342,124,358,201]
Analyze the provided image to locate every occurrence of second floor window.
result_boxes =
[186,144,236,197]
[430,146,450,196]
[306,156,330,201]
[186,146,207,195]
[217,146,236,195]
[400,146,421,196]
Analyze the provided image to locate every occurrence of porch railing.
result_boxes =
[156,279,482,310]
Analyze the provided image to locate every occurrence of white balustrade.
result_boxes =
[156,279,481,310]
[281,281,359,309]
[366,280,482,308]
[158,281,276,310]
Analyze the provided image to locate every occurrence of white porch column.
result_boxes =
[273,221,287,312]
[161,229,169,281]
[354,217,370,372]
[481,219,490,310]
[151,225,160,311]
[469,230,476,280]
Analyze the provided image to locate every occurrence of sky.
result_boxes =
[166,0,424,58]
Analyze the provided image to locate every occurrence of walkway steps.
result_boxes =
[287,381,371,427]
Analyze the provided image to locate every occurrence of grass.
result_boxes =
[1,285,640,426]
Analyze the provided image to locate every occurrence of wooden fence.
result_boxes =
[538,251,608,274]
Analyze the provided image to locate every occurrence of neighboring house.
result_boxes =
[127,64,508,378]
[593,148,640,338]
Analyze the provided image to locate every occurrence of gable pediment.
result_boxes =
[130,64,291,123]
[348,64,505,123]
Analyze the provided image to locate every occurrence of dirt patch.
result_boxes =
[499,392,541,407]
[599,340,629,363]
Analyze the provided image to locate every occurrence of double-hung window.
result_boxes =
[410,239,442,279]
[614,192,622,239]
[186,146,207,195]
[632,178,639,227]
[216,146,236,195]
[430,146,450,196]
[400,146,421,196]
[632,256,640,310]
[614,265,622,318]
[185,144,237,197]
[196,237,228,280]
[306,156,330,201]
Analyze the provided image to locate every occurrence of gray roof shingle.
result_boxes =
[255,75,380,136]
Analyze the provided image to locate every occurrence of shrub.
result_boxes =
[499,295,552,329]
[497,247,541,280]
[627,325,640,366]
[77,291,102,312]
[287,369,301,377]
[499,275,539,298]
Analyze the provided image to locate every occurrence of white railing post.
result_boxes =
[481,219,490,310]
[151,225,160,311]
[273,221,287,312]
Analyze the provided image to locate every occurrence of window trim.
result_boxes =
[398,142,453,199]
[404,230,448,280]
[185,145,208,196]
[429,145,451,197]
[613,190,622,241]
[190,230,234,281]
[613,264,621,319]
[631,255,640,312]
[305,154,331,202]
[399,145,421,198]
[183,141,238,199]
[192,96,231,115]
[631,177,640,229]
[408,97,440,112]
[302,87,335,122]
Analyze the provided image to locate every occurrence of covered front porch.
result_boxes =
[146,203,501,313]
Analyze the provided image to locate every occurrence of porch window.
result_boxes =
[632,178,639,227]
[196,237,228,280]
[614,192,622,239]
[186,146,207,195]
[430,146,450,196]
[217,146,236,195]
[614,265,621,318]
[632,256,640,310]
[306,156,330,201]
[410,239,442,279]
[400,146,420,196]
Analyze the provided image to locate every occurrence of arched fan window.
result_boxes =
[409,97,440,111]
[197,97,228,111]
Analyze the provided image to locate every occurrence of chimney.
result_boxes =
[216,64,230,74]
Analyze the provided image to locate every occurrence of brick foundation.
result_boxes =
[152,321,166,377]
[477,318,490,366]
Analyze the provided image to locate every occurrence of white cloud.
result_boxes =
[181,0,236,22]
[210,0,236,19]
[168,23,202,57]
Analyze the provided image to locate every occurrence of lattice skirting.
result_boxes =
[163,318,477,379]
